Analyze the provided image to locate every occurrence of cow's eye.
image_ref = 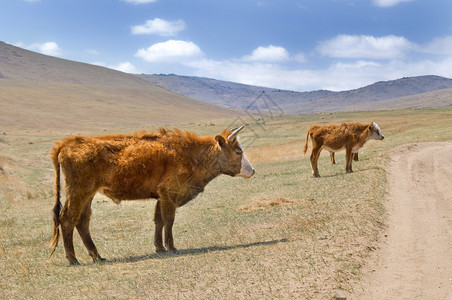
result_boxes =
[236,149,242,155]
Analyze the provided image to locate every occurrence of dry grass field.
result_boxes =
[1,106,451,299]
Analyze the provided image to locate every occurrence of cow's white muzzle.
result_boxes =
[237,154,255,178]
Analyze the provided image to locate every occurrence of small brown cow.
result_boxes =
[49,126,254,265]
[303,122,384,177]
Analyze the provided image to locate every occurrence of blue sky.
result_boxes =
[1,0,452,91]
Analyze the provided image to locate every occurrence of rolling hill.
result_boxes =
[137,74,452,114]
[0,42,234,132]
[2,40,451,134]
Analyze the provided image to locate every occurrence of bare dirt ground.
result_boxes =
[353,141,452,299]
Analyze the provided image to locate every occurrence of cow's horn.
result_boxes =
[228,125,244,141]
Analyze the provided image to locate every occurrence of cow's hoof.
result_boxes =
[155,247,167,253]
[94,257,106,263]
[69,259,80,266]
[91,254,106,263]
[166,245,178,252]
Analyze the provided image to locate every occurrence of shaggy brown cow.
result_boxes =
[303,122,384,177]
[49,126,254,265]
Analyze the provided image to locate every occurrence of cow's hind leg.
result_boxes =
[329,152,336,164]
[59,203,79,265]
[310,146,322,177]
[76,197,105,263]
[60,189,97,265]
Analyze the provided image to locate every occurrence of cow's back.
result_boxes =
[55,133,172,201]
[309,124,349,149]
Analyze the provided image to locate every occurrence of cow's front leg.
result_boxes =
[161,200,177,252]
[345,148,354,173]
[153,201,165,252]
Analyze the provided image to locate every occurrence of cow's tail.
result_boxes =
[49,144,62,258]
[303,128,311,155]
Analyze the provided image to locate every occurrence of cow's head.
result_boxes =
[369,122,384,140]
[215,125,255,178]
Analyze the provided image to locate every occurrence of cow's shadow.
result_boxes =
[320,166,381,178]
[108,238,289,264]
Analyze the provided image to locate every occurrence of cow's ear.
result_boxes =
[215,135,227,149]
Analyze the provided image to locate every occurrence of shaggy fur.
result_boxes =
[50,128,253,265]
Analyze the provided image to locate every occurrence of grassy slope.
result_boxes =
[0,107,451,299]
[0,42,235,131]
[0,79,234,131]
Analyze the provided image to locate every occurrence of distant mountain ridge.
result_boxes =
[137,74,452,114]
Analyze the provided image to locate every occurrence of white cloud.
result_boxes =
[136,35,452,92]
[15,41,62,56]
[37,42,62,56]
[317,35,414,59]
[293,53,307,63]
[241,45,306,63]
[135,40,203,62]
[122,0,157,4]
[243,45,290,62]
[131,18,186,36]
[420,36,452,55]
[91,61,138,73]
[183,43,452,92]
[372,0,414,7]
[111,62,137,73]
[333,60,382,70]
[186,59,326,91]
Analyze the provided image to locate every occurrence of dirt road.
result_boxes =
[353,142,452,299]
